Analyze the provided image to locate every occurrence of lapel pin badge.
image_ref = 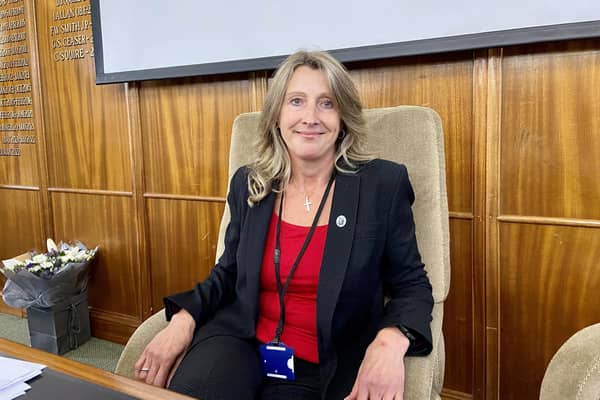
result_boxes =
[336,215,347,228]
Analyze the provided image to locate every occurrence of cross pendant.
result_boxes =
[303,196,312,212]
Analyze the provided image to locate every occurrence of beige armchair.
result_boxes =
[115,106,451,400]
[539,323,600,400]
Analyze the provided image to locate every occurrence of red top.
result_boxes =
[255,212,328,363]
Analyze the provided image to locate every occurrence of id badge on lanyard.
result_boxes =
[259,342,295,380]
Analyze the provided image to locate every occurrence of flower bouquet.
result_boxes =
[1,239,98,309]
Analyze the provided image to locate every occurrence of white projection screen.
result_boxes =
[90,0,600,84]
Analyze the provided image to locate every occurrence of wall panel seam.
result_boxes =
[497,215,600,228]
[143,193,226,203]
[25,0,53,242]
[47,188,133,197]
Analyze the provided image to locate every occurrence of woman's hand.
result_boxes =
[345,327,410,400]
[134,309,195,387]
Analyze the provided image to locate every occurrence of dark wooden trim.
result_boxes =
[143,193,226,203]
[125,81,154,321]
[89,308,140,345]
[484,48,503,400]
[47,188,133,197]
[449,211,474,220]
[472,49,488,400]
[0,185,39,191]
[24,0,54,244]
[497,215,600,228]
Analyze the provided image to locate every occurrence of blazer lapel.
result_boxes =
[243,190,276,319]
[317,172,360,355]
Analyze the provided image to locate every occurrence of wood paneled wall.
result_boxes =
[1,1,599,398]
[494,41,600,400]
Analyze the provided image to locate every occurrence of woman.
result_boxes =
[135,50,433,400]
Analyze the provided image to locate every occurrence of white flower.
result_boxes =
[31,254,47,264]
[41,261,53,270]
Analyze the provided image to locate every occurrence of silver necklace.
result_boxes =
[302,195,312,212]
[290,180,316,213]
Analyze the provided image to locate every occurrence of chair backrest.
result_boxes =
[216,106,450,304]
[216,106,450,399]
[539,322,600,400]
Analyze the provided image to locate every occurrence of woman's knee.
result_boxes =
[168,336,263,400]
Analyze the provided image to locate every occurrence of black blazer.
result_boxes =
[165,159,433,399]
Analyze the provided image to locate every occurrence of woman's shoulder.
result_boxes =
[230,165,250,182]
[354,159,414,202]
[354,158,408,177]
[227,165,251,194]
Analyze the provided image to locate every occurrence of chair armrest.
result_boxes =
[539,323,600,400]
[114,309,169,378]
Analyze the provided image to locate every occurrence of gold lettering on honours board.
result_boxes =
[49,0,93,61]
[53,5,90,20]
[0,0,22,6]
[0,83,31,94]
[0,96,32,107]
[49,20,90,35]
[0,110,33,119]
[53,47,85,61]
[0,147,21,156]
[0,31,25,44]
[0,6,24,19]
[0,0,33,158]
[0,18,25,32]
[0,45,27,56]
[56,0,83,6]
[0,71,29,81]
[0,58,28,69]
[2,135,36,144]
[52,34,88,48]
[0,122,34,131]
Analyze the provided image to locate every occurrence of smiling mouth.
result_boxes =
[296,130,325,135]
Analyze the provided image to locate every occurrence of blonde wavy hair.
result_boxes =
[247,50,373,205]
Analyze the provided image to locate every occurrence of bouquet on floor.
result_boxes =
[1,239,98,309]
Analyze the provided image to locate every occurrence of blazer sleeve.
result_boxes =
[379,165,434,356]
[163,167,247,328]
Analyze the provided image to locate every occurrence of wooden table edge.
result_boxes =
[0,338,194,400]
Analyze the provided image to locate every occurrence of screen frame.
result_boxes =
[90,1,600,84]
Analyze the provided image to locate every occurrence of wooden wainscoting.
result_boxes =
[494,40,600,400]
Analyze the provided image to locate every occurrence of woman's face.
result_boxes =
[278,65,341,166]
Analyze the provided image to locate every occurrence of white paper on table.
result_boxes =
[0,356,45,391]
[0,381,31,400]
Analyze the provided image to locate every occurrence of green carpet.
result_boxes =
[0,312,123,372]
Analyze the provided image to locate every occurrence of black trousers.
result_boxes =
[168,335,321,400]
